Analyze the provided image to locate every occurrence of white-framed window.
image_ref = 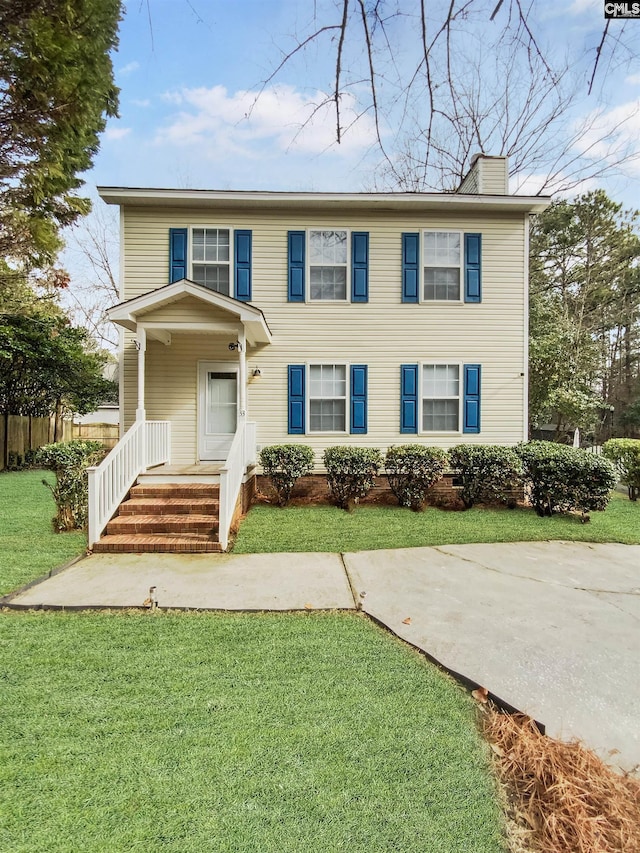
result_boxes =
[191,227,231,295]
[308,229,349,300]
[309,363,348,432]
[422,363,461,432]
[423,231,462,301]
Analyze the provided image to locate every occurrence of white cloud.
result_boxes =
[104,126,132,141]
[509,171,598,197]
[567,0,600,14]
[119,60,140,76]
[155,84,378,159]
[131,98,151,108]
[573,99,640,171]
[626,73,640,85]
[511,99,640,197]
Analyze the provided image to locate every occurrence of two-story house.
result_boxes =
[88,155,549,552]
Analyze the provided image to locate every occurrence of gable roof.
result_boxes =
[107,279,272,345]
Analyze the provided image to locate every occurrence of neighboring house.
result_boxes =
[74,405,119,427]
[89,155,549,552]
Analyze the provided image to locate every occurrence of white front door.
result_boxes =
[198,362,238,460]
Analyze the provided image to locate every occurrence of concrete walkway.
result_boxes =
[6,551,355,611]
[5,541,639,773]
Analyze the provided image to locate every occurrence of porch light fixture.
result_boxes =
[228,341,243,351]
[252,367,262,379]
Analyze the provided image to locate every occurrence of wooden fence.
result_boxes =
[0,414,72,471]
[72,422,119,450]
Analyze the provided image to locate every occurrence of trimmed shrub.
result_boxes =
[259,444,315,506]
[323,446,382,510]
[517,441,617,519]
[448,444,523,509]
[384,445,448,510]
[602,438,640,501]
[36,440,106,531]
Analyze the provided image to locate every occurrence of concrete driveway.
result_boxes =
[5,541,639,773]
[345,541,640,774]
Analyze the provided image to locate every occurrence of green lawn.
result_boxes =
[0,470,86,596]
[0,611,505,853]
[233,491,640,553]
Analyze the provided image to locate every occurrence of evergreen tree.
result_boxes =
[529,191,640,439]
[0,0,122,267]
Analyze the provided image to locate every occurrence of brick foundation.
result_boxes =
[255,473,524,509]
[256,473,471,508]
[230,473,258,534]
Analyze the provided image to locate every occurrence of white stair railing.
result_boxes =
[218,420,256,550]
[87,420,171,548]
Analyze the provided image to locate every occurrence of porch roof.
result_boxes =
[107,279,272,345]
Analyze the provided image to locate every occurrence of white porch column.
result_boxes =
[136,326,146,421]
[238,328,247,420]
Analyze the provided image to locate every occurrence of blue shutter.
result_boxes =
[464,233,482,303]
[400,364,418,433]
[350,365,368,434]
[402,233,419,302]
[288,365,305,434]
[288,231,305,302]
[351,232,369,302]
[463,364,481,433]
[169,228,188,283]
[234,230,252,301]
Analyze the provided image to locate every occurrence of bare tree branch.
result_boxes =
[588,20,610,97]
[255,0,638,193]
[63,205,119,350]
[334,0,349,144]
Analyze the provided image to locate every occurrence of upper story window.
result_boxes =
[288,230,369,303]
[309,230,348,300]
[423,231,462,301]
[191,228,231,295]
[401,231,481,304]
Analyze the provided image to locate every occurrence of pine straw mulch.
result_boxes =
[481,706,640,853]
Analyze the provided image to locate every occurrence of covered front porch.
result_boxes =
[87,280,271,552]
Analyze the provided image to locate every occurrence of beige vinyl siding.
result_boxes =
[479,158,509,195]
[458,169,479,194]
[121,206,528,466]
[457,156,508,195]
[139,296,238,326]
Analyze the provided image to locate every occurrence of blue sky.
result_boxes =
[96,0,381,192]
[88,0,640,198]
[63,0,640,332]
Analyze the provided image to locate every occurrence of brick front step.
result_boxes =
[95,480,223,553]
[118,497,219,516]
[106,514,219,535]
[93,533,223,553]
[131,483,220,499]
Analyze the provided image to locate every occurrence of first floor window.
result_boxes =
[192,228,230,294]
[309,230,348,300]
[309,364,347,431]
[424,231,461,301]
[422,364,460,431]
